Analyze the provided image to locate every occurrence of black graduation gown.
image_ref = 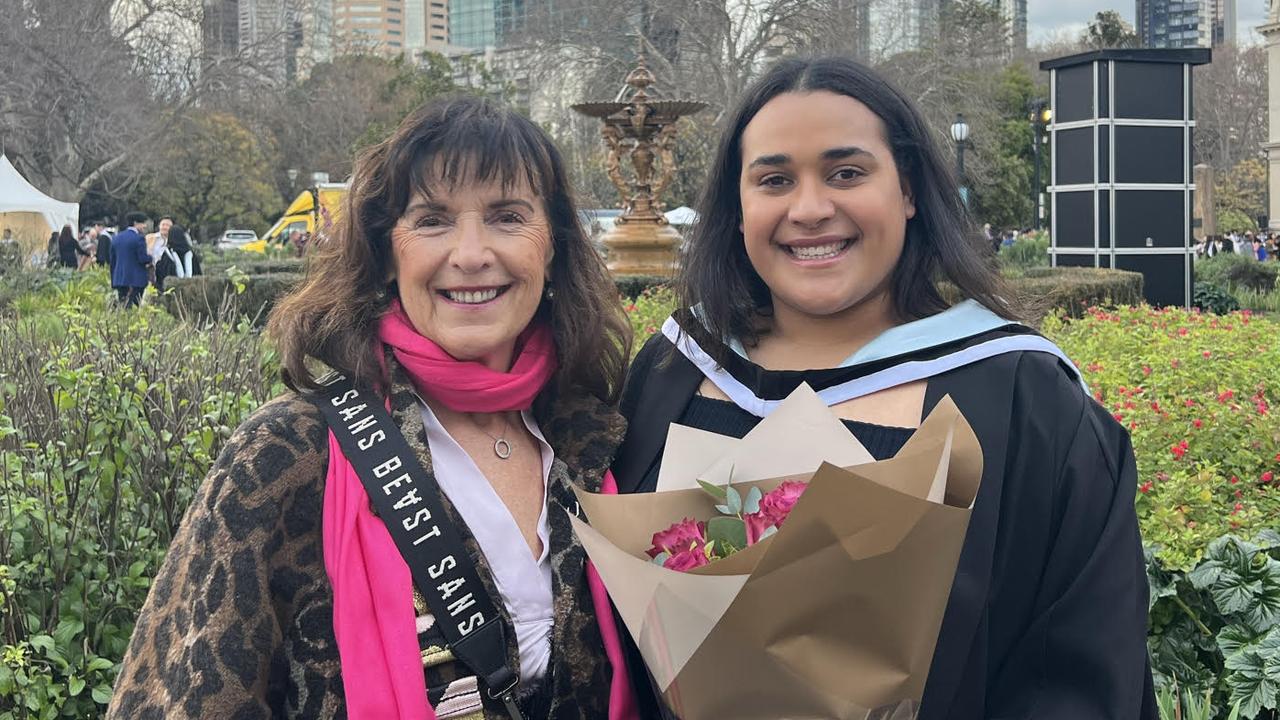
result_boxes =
[611,323,1158,720]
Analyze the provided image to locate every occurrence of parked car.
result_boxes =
[216,229,260,249]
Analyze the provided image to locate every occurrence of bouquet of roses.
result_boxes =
[569,384,984,720]
[647,479,805,570]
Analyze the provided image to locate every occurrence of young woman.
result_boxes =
[613,57,1156,719]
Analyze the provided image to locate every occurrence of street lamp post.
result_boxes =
[950,113,970,207]
[1029,101,1052,230]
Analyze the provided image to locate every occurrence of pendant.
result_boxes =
[494,438,512,459]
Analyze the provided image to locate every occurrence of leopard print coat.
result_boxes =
[106,362,627,719]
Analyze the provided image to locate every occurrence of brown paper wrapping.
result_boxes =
[570,385,983,720]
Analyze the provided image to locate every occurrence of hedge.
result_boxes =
[165,266,1142,329]
[162,273,302,325]
[1005,266,1145,319]
[200,257,306,277]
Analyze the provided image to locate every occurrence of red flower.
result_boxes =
[1264,471,1275,484]
[1139,481,1153,494]
[1171,359,1181,369]
[1113,413,1124,423]
[1143,365,1152,376]
[758,480,807,528]
[625,303,637,313]
[648,518,707,558]
[1192,419,1203,429]
[1202,351,1212,358]
[1170,444,1187,460]
[1230,476,1240,485]
[1232,502,1244,515]
[1178,328,1189,337]
[1184,399,1196,408]
[1218,390,1235,403]
[1273,452,1280,463]
[664,546,710,571]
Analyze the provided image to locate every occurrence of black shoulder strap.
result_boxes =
[612,334,703,494]
[312,373,525,719]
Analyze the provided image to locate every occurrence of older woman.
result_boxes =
[108,96,636,719]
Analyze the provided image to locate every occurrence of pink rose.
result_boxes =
[647,517,707,558]
[663,546,710,571]
[758,481,807,528]
[744,511,774,546]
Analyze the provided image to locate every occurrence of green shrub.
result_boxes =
[0,272,281,715]
[623,285,677,356]
[614,275,670,299]
[1195,283,1243,315]
[201,257,305,277]
[162,272,302,326]
[1233,288,1280,314]
[1197,254,1279,293]
[998,234,1050,269]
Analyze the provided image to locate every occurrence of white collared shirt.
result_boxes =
[418,401,554,684]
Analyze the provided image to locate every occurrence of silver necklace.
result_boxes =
[475,413,513,459]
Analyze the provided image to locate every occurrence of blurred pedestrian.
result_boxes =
[93,222,112,268]
[111,212,152,308]
[56,225,87,269]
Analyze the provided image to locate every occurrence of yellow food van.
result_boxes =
[242,183,347,253]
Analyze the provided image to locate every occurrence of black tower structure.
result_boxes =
[1040,48,1211,307]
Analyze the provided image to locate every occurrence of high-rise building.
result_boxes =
[449,0,524,50]
[867,0,942,59]
[202,0,241,61]
[995,0,1028,51]
[330,0,447,56]
[1136,0,1214,48]
[236,0,309,82]
[1212,0,1237,45]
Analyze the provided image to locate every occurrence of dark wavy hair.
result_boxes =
[678,56,1020,363]
[269,95,631,403]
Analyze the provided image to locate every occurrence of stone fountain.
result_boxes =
[572,56,706,276]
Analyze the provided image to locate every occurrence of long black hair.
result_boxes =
[678,56,1019,362]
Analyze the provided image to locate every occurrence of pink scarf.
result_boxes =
[323,301,637,719]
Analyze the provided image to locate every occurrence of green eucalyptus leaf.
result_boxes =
[726,486,743,515]
[706,516,747,552]
[697,480,728,502]
[714,504,731,516]
[744,486,762,515]
[651,552,670,567]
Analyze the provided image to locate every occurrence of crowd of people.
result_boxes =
[1195,229,1276,261]
[0,213,205,306]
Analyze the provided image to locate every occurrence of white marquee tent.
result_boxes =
[0,154,79,260]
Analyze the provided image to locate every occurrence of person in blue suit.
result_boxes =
[110,212,153,307]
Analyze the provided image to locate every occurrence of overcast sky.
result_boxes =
[1028,0,1271,46]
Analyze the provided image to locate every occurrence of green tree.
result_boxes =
[1082,11,1138,49]
[1215,158,1267,231]
[968,64,1042,231]
[135,113,282,241]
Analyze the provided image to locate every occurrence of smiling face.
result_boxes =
[158,218,172,237]
[389,172,553,370]
[738,90,915,322]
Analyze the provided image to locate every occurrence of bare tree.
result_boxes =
[0,0,316,204]
[1193,44,1267,170]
